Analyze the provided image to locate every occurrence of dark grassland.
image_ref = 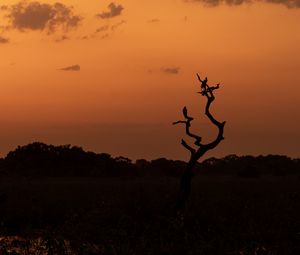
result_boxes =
[0,175,300,254]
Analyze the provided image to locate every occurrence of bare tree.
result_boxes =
[173,73,226,214]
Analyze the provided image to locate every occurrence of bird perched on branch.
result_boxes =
[196,74,208,95]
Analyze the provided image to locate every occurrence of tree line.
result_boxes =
[0,142,299,178]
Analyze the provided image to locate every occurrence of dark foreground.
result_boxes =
[0,175,300,254]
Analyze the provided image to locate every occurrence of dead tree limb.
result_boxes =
[173,73,226,214]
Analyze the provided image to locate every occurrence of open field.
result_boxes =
[0,175,300,254]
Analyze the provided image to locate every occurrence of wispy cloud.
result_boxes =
[0,36,9,44]
[186,0,300,8]
[82,20,126,40]
[111,20,126,31]
[0,5,8,11]
[97,2,124,19]
[55,35,69,42]
[59,64,80,71]
[148,19,160,23]
[101,33,109,39]
[162,67,180,74]
[95,25,110,33]
[3,1,82,34]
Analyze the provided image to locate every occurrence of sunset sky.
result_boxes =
[0,0,299,160]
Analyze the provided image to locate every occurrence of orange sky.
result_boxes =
[0,0,299,160]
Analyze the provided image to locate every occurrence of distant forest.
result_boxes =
[0,142,299,178]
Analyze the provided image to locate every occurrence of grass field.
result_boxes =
[0,175,300,254]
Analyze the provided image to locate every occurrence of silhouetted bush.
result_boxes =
[3,142,136,177]
[5,142,95,176]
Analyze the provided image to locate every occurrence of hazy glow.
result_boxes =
[0,0,299,159]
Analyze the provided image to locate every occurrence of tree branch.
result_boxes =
[181,139,195,155]
[196,73,225,151]
[173,106,202,150]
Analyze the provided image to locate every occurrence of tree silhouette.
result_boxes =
[173,73,226,213]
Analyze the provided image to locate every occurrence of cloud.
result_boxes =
[95,25,109,33]
[0,5,8,11]
[111,20,126,31]
[0,36,9,44]
[5,1,82,33]
[97,2,124,19]
[83,20,125,40]
[59,65,80,71]
[162,67,180,74]
[82,25,109,40]
[148,19,160,23]
[55,35,69,42]
[101,33,109,39]
[186,0,300,8]
[265,0,300,8]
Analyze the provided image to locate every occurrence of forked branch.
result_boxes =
[173,106,202,152]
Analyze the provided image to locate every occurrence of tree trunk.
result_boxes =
[175,159,197,213]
